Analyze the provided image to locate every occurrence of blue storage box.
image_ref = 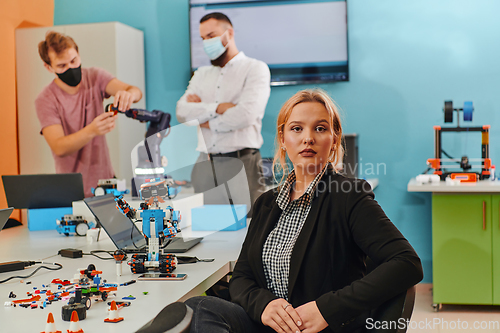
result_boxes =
[27,207,73,231]
[191,205,247,231]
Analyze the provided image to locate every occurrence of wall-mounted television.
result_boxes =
[189,0,349,86]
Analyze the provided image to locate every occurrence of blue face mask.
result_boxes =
[203,31,228,60]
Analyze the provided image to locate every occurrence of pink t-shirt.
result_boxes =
[35,67,115,197]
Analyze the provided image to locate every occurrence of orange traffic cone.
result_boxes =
[41,312,62,333]
[67,310,84,333]
[104,300,124,323]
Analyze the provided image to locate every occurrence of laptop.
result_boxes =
[2,173,84,209]
[83,194,202,253]
[0,208,14,231]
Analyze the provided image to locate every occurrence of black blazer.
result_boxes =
[229,170,423,333]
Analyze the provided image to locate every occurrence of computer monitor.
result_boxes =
[189,0,349,85]
[260,158,276,186]
[341,134,359,178]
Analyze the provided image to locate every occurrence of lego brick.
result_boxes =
[191,205,247,231]
[27,207,72,231]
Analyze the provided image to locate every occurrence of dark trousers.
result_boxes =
[184,296,364,333]
[185,296,261,333]
[191,150,265,217]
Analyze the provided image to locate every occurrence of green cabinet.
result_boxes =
[432,194,500,305]
[493,195,500,304]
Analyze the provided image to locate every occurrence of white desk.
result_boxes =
[407,178,500,193]
[0,224,247,332]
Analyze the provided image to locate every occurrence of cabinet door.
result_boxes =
[432,194,492,305]
[493,195,500,305]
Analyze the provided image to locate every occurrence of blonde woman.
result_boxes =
[181,89,423,333]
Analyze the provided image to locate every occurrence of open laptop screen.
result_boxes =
[84,194,146,251]
[0,208,14,231]
[2,174,84,209]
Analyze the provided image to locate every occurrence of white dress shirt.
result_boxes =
[176,52,271,154]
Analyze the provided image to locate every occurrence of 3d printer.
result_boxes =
[426,101,493,182]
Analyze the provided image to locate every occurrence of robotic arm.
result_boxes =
[105,104,171,169]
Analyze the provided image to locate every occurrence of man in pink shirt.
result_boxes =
[35,31,142,197]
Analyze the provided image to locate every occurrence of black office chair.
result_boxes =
[135,302,192,333]
[367,286,416,333]
[365,257,417,333]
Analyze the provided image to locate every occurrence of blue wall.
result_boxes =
[54,0,500,283]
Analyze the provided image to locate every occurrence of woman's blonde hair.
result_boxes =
[273,89,343,184]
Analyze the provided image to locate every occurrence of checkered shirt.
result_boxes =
[262,164,328,300]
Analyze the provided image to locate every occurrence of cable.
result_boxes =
[0,262,63,284]
[167,190,178,200]
[130,220,144,249]
[421,167,432,175]
[166,182,179,200]
[82,250,126,261]
[441,149,461,164]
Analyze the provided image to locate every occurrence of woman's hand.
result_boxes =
[262,298,303,333]
[295,301,328,333]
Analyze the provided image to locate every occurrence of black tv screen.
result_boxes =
[189,0,349,86]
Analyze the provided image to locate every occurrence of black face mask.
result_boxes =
[56,65,82,87]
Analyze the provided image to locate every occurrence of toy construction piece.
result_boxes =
[12,294,41,304]
[122,295,136,300]
[67,310,84,333]
[107,301,131,308]
[41,312,62,333]
[62,288,88,321]
[113,249,126,276]
[62,303,86,322]
[104,300,124,323]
